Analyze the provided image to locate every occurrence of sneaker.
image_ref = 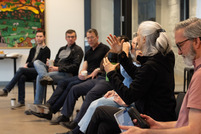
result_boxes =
[50,115,69,125]
[24,110,32,115]
[60,121,78,129]
[0,89,8,96]
[40,76,53,85]
[11,102,25,109]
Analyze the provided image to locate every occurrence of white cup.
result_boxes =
[11,98,16,107]
[81,70,88,77]
[48,60,54,67]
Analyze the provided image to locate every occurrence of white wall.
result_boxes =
[0,0,84,81]
[91,0,114,45]
[196,0,201,18]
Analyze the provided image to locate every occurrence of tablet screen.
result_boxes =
[114,109,134,132]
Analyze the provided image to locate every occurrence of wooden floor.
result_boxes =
[0,84,82,134]
[0,74,183,134]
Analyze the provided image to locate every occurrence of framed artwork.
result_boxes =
[0,0,45,48]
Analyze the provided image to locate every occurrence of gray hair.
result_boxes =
[138,21,172,56]
[174,17,201,39]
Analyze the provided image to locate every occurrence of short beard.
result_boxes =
[183,44,196,66]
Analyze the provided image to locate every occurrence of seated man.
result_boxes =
[29,28,110,122]
[57,36,140,129]
[57,36,141,133]
[117,17,201,134]
[33,29,84,104]
[0,30,50,109]
[85,21,177,134]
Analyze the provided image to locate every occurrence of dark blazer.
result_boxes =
[107,51,176,121]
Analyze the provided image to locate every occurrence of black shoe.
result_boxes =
[24,110,32,115]
[31,110,52,120]
[50,115,69,125]
[0,89,8,96]
[60,121,78,129]
[40,76,53,85]
[56,131,73,134]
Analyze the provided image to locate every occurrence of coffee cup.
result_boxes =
[48,60,54,67]
[11,98,16,107]
[81,70,88,77]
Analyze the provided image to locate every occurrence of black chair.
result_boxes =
[183,67,194,92]
[27,79,54,104]
[175,92,186,120]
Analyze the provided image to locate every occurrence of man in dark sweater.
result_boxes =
[0,30,50,109]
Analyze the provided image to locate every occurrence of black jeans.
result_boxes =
[61,76,112,118]
[86,106,121,134]
[4,67,37,104]
[47,76,88,114]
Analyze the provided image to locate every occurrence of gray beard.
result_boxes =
[183,45,196,66]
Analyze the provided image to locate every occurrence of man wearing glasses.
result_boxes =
[33,29,84,105]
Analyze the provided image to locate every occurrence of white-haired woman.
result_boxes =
[85,21,176,134]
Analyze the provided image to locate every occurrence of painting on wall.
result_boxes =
[0,0,45,48]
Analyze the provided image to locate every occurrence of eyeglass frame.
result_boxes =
[176,37,201,51]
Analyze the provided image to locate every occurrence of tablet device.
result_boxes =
[114,108,134,132]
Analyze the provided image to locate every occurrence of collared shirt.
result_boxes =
[176,57,201,127]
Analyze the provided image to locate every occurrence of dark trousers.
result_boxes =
[4,67,37,104]
[86,106,121,134]
[74,78,112,122]
[61,76,111,118]
[47,76,86,114]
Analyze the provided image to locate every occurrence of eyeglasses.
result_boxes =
[67,36,75,39]
[176,38,193,51]
[87,36,95,40]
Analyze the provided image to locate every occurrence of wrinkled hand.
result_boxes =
[113,93,127,107]
[106,34,124,54]
[103,57,119,73]
[122,42,130,56]
[104,90,116,98]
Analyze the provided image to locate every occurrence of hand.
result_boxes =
[119,125,145,134]
[113,93,127,107]
[134,114,161,129]
[88,68,100,79]
[106,34,124,54]
[104,90,116,98]
[48,66,58,72]
[122,42,130,57]
[46,58,50,66]
[103,57,119,73]
[24,63,28,68]
[78,73,87,80]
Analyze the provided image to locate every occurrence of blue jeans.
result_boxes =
[78,96,135,133]
[33,60,73,104]
[4,67,37,104]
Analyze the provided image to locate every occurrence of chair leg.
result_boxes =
[33,81,36,99]
[43,85,47,104]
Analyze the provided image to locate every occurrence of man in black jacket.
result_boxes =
[0,30,50,109]
[33,29,84,105]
